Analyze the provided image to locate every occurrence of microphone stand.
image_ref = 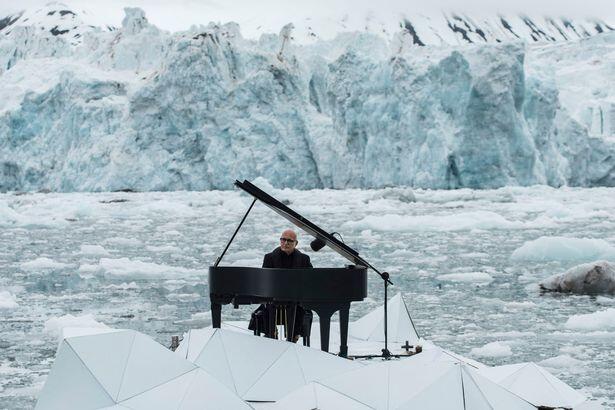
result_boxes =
[369,266,392,359]
[381,271,391,358]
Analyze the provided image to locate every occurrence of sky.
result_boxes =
[1,0,614,32]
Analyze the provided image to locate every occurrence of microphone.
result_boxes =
[310,237,326,252]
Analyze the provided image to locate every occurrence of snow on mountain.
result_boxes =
[0,6,614,191]
[0,2,116,45]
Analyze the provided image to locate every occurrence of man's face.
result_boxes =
[279,229,298,254]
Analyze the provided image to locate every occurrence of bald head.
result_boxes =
[279,229,298,254]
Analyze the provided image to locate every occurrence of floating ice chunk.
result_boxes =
[575,401,606,410]
[437,272,493,283]
[0,202,25,226]
[79,263,101,273]
[470,341,513,358]
[503,301,536,310]
[538,354,585,371]
[99,257,202,278]
[166,293,200,302]
[596,296,615,305]
[104,282,139,290]
[511,237,615,262]
[344,211,550,232]
[229,258,263,267]
[540,261,615,295]
[20,257,68,271]
[104,237,143,247]
[565,308,615,331]
[44,314,109,340]
[0,291,18,309]
[174,311,211,326]
[79,244,110,256]
[146,245,181,253]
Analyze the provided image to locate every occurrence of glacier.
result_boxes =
[0,5,614,191]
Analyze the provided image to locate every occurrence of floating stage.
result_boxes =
[35,293,597,410]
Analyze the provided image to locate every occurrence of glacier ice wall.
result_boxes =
[0,7,614,191]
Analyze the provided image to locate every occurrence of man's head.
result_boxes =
[279,229,298,255]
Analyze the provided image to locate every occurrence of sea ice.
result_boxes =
[565,308,615,331]
[470,341,513,358]
[538,355,586,372]
[0,290,18,309]
[43,314,109,340]
[436,272,494,283]
[344,211,548,232]
[511,237,615,262]
[98,257,203,278]
[20,257,68,271]
[103,237,143,247]
[78,244,110,257]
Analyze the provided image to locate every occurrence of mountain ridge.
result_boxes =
[1,2,613,47]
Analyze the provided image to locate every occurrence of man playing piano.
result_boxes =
[248,229,312,341]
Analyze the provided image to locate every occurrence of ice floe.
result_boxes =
[0,290,18,309]
[78,244,110,256]
[344,211,554,232]
[43,314,109,340]
[98,257,203,278]
[541,260,615,294]
[470,341,513,358]
[565,308,615,331]
[436,272,494,283]
[20,257,69,271]
[511,236,615,262]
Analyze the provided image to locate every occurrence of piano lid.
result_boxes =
[235,180,371,268]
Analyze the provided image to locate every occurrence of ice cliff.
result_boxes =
[0,4,614,191]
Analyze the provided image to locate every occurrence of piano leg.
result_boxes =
[285,304,297,342]
[266,303,276,339]
[319,313,331,352]
[211,302,222,328]
[339,303,350,358]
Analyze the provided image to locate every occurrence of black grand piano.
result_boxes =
[210,180,391,358]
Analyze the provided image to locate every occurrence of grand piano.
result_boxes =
[209,180,384,358]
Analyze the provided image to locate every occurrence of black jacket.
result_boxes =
[262,247,312,269]
[249,247,313,337]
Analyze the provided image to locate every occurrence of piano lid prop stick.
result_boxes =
[214,198,257,267]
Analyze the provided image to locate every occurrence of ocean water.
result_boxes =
[1,185,614,408]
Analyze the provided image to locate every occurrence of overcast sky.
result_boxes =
[1,0,614,32]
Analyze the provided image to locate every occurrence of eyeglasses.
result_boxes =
[280,237,296,244]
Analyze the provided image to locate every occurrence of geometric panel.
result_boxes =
[193,332,236,393]
[67,330,136,401]
[116,333,195,402]
[34,342,115,410]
